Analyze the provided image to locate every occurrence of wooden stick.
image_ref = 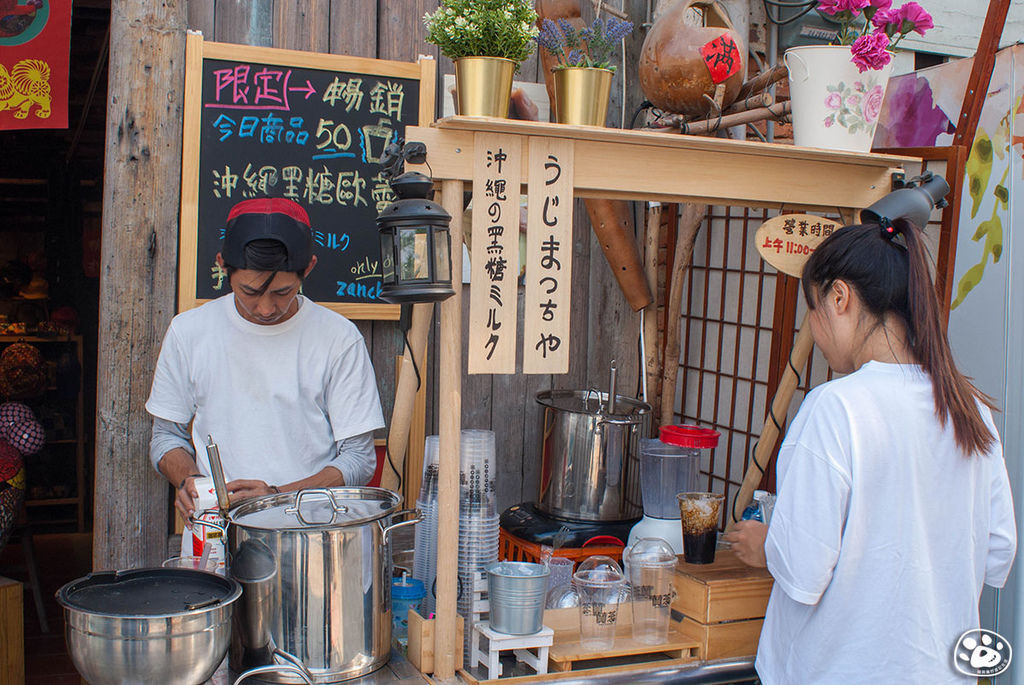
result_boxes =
[724,91,773,116]
[736,65,789,101]
[659,203,705,427]
[643,203,664,418]
[681,101,792,136]
[381,302,432,493]
[725,315,814,532]
[434,180,464,681]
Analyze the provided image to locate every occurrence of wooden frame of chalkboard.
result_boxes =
[178,32,437,320]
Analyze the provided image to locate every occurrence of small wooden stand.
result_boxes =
[407,609,464,675]
[471,622,554,680]
[672,549,773,660]
[0,576,24,684]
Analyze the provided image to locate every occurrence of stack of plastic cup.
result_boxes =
[457,429,499,666]
[625,537,678,644]
[413,436,440,615]
[573,555,627,651]
[545,557,577,609]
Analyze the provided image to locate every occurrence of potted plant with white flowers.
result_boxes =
[424,0,539,118]
[784,0,934,152]
[536,16,634,126]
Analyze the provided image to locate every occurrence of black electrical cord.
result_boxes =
[762,0,819,27]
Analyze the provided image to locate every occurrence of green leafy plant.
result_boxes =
[423,0,539,64]
[535,16,634,71]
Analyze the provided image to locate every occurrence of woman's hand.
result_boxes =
[227,479,278,505]
[722,520,769,567]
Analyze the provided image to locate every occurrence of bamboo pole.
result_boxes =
[725,315,814,531]
[434,180,464,680]
[381,303,432,493]
[659,203,705,427]
[643,203,663,417]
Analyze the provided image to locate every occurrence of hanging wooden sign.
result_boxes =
[754,214,841,277]
[468,134,522,375]
[523,137,574,374]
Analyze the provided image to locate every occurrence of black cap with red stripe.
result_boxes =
[221,198,313,270]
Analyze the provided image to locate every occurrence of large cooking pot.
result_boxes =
[223,487,421,683]
[56,568,242,685]
[537,390,652,522]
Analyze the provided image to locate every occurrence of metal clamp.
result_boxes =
[285,488,349,526]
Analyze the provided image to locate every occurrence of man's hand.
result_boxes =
[175,476,201,525]
[722,520,769,568]
[227,479,277,505]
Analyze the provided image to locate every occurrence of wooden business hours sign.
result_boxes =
[523,138,574,374]
[755,214,841,277]
[468,134,523,374]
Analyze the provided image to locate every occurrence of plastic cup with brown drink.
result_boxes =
[677,492,725,564]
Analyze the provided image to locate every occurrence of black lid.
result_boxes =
[57,568,241,617]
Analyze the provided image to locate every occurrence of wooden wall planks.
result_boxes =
[180,0,653,513]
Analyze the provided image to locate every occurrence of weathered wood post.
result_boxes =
[94,1,187,569]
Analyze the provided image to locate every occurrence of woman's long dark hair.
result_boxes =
[801,218,996,455]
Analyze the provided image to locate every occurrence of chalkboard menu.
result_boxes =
[179,34,436,319]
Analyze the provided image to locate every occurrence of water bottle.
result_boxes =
[740,490,768,522]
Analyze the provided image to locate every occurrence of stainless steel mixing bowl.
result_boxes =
[56,568,242,685]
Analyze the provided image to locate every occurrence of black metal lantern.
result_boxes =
[376,170,455,303]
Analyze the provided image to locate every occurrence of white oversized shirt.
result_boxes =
[146,294,385,486]
[757,361,1016,684]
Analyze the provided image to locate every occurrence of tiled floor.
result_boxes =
[0,530,92,684]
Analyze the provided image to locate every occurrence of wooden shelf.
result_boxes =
[2,336,87,533]
[407,117,920,212]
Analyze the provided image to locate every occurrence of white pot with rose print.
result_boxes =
[784,45,893,153]
[783,0,934,152]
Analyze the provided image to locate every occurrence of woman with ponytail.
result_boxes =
[725,218,1016,683]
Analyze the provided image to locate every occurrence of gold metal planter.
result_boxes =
[454,56,516,118]
[553,67,613,126]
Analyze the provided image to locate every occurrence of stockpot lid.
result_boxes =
[228,486,403,531]
[536,389,651,419]
[56,568,241,618]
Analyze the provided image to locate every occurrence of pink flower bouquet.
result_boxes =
[817,0,934,72]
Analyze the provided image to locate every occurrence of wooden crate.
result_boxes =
[671,549,773,623]
[0,576,23,685]
[456,607,699,684]
[408,609,464,675]
[499,529,624,566]
[677,615,765,661]
[545,606,699,672]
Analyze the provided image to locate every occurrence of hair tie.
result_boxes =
[878,217,898,241]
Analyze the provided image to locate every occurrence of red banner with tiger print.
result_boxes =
[0,0,71,130]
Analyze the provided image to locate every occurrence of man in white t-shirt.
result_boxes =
[146,198,385,521]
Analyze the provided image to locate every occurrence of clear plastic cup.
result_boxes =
[162,555,219,573]
[677,492,725,564]
[625,537,677,644]
[573,556,626,651]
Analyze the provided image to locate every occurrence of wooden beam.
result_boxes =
[407,119,914,212]
[953,0,1011,148]
[93,0,187,570]
[435,179,464,680]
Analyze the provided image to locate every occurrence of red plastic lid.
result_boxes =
[659,424,720,449]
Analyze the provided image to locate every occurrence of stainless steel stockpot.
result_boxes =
[537,390,652,522]
[225,487,421,684]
